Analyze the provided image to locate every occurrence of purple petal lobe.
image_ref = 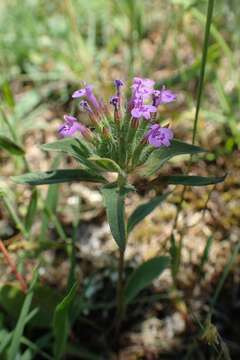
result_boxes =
[145,124,174,148]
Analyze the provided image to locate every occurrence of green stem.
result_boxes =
[115,174,127,335]
[170,0,215,283]
[116,248,125,332]
[192,0,215,145]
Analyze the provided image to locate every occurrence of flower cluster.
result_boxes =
[58,77,176,169]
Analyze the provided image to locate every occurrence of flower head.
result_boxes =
[114,79,124,97]
[131,103,157,120]
[110,95,119,109]
[153,87,176,106]
[145,124,173,148]
[72,84,100,109]
[58,115,91,139]
[79,100,93,113]
[131,96,156,120]
[128,77,155,113]
[132,77,155,90]
[132,77,155,99]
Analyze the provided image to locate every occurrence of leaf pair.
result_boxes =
[12,138,125,186]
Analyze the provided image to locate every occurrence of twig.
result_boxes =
[0,240,28,293]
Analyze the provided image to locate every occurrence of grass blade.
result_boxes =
[192,0,215,144]
[53,283,78,360]
[8,270,38,360]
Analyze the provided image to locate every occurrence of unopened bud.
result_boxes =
[131,118,139,129]
[102,127,111,139]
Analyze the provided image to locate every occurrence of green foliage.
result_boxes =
[143,140,206,175]
[0,0,236,357]
[0,135,25,156]
[170,234,181,283]
[88,156,125,175]
[53,283,78,360]
[12,169,106,185]
[39,156,60,243]
[25,188,38,233]
[151,174,226,186]
[198,235,214,276]
[41,138,91,158]
[124,256,170,305]
[0,284,61,329]
[101,184,128,250]
[127,192,170,234]
[8,271,38,360]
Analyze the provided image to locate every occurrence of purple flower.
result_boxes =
[132,77,155,90]
[153,87,176,106]
[79,100,93,113]
[58,115,88,138]
[110,95,121,122]
[114,80,124,96]
[72,84,100,109]
[128,77,155,111]
[110,95,119,109]
[131,104,157,120]
[145,124,173,148]
[132,77,155,99]
[131,97,156,120]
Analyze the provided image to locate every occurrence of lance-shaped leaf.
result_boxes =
[151,174,226,187]
[124,256,170,305]
[53,283,78,360]
[8,270,38,360]
[0,135,25,156]
[127,192,170,234]
[88,156,125,175]
[12,169,107,186]
[25,188,38,232]
[41,138,95,170]
[101,184,128,250]
[143,140,206,175]
[41,138,90,157]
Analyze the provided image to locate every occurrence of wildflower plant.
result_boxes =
[13,77,225,330]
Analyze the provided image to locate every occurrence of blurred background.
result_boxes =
[0,0,240,359]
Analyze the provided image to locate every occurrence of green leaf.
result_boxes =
[198,235,214,276]
[170,234,181,282]
[101,185,127,250]
[0,284,61,329]
[127,192,170,234]
[41,138,89,157]
[12,169,107,186]
[151,174,226,187]
[41,138,74,151]
[0,329,12,354]
[0,135,25,156]
[25,189,38,232]
[143,140,206,175]
[53,283,78,360]
[41,138,97,170]
[124,256,170,305]
[39,156,60,242]
[88,156,125,175]
[8,271,38,360]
